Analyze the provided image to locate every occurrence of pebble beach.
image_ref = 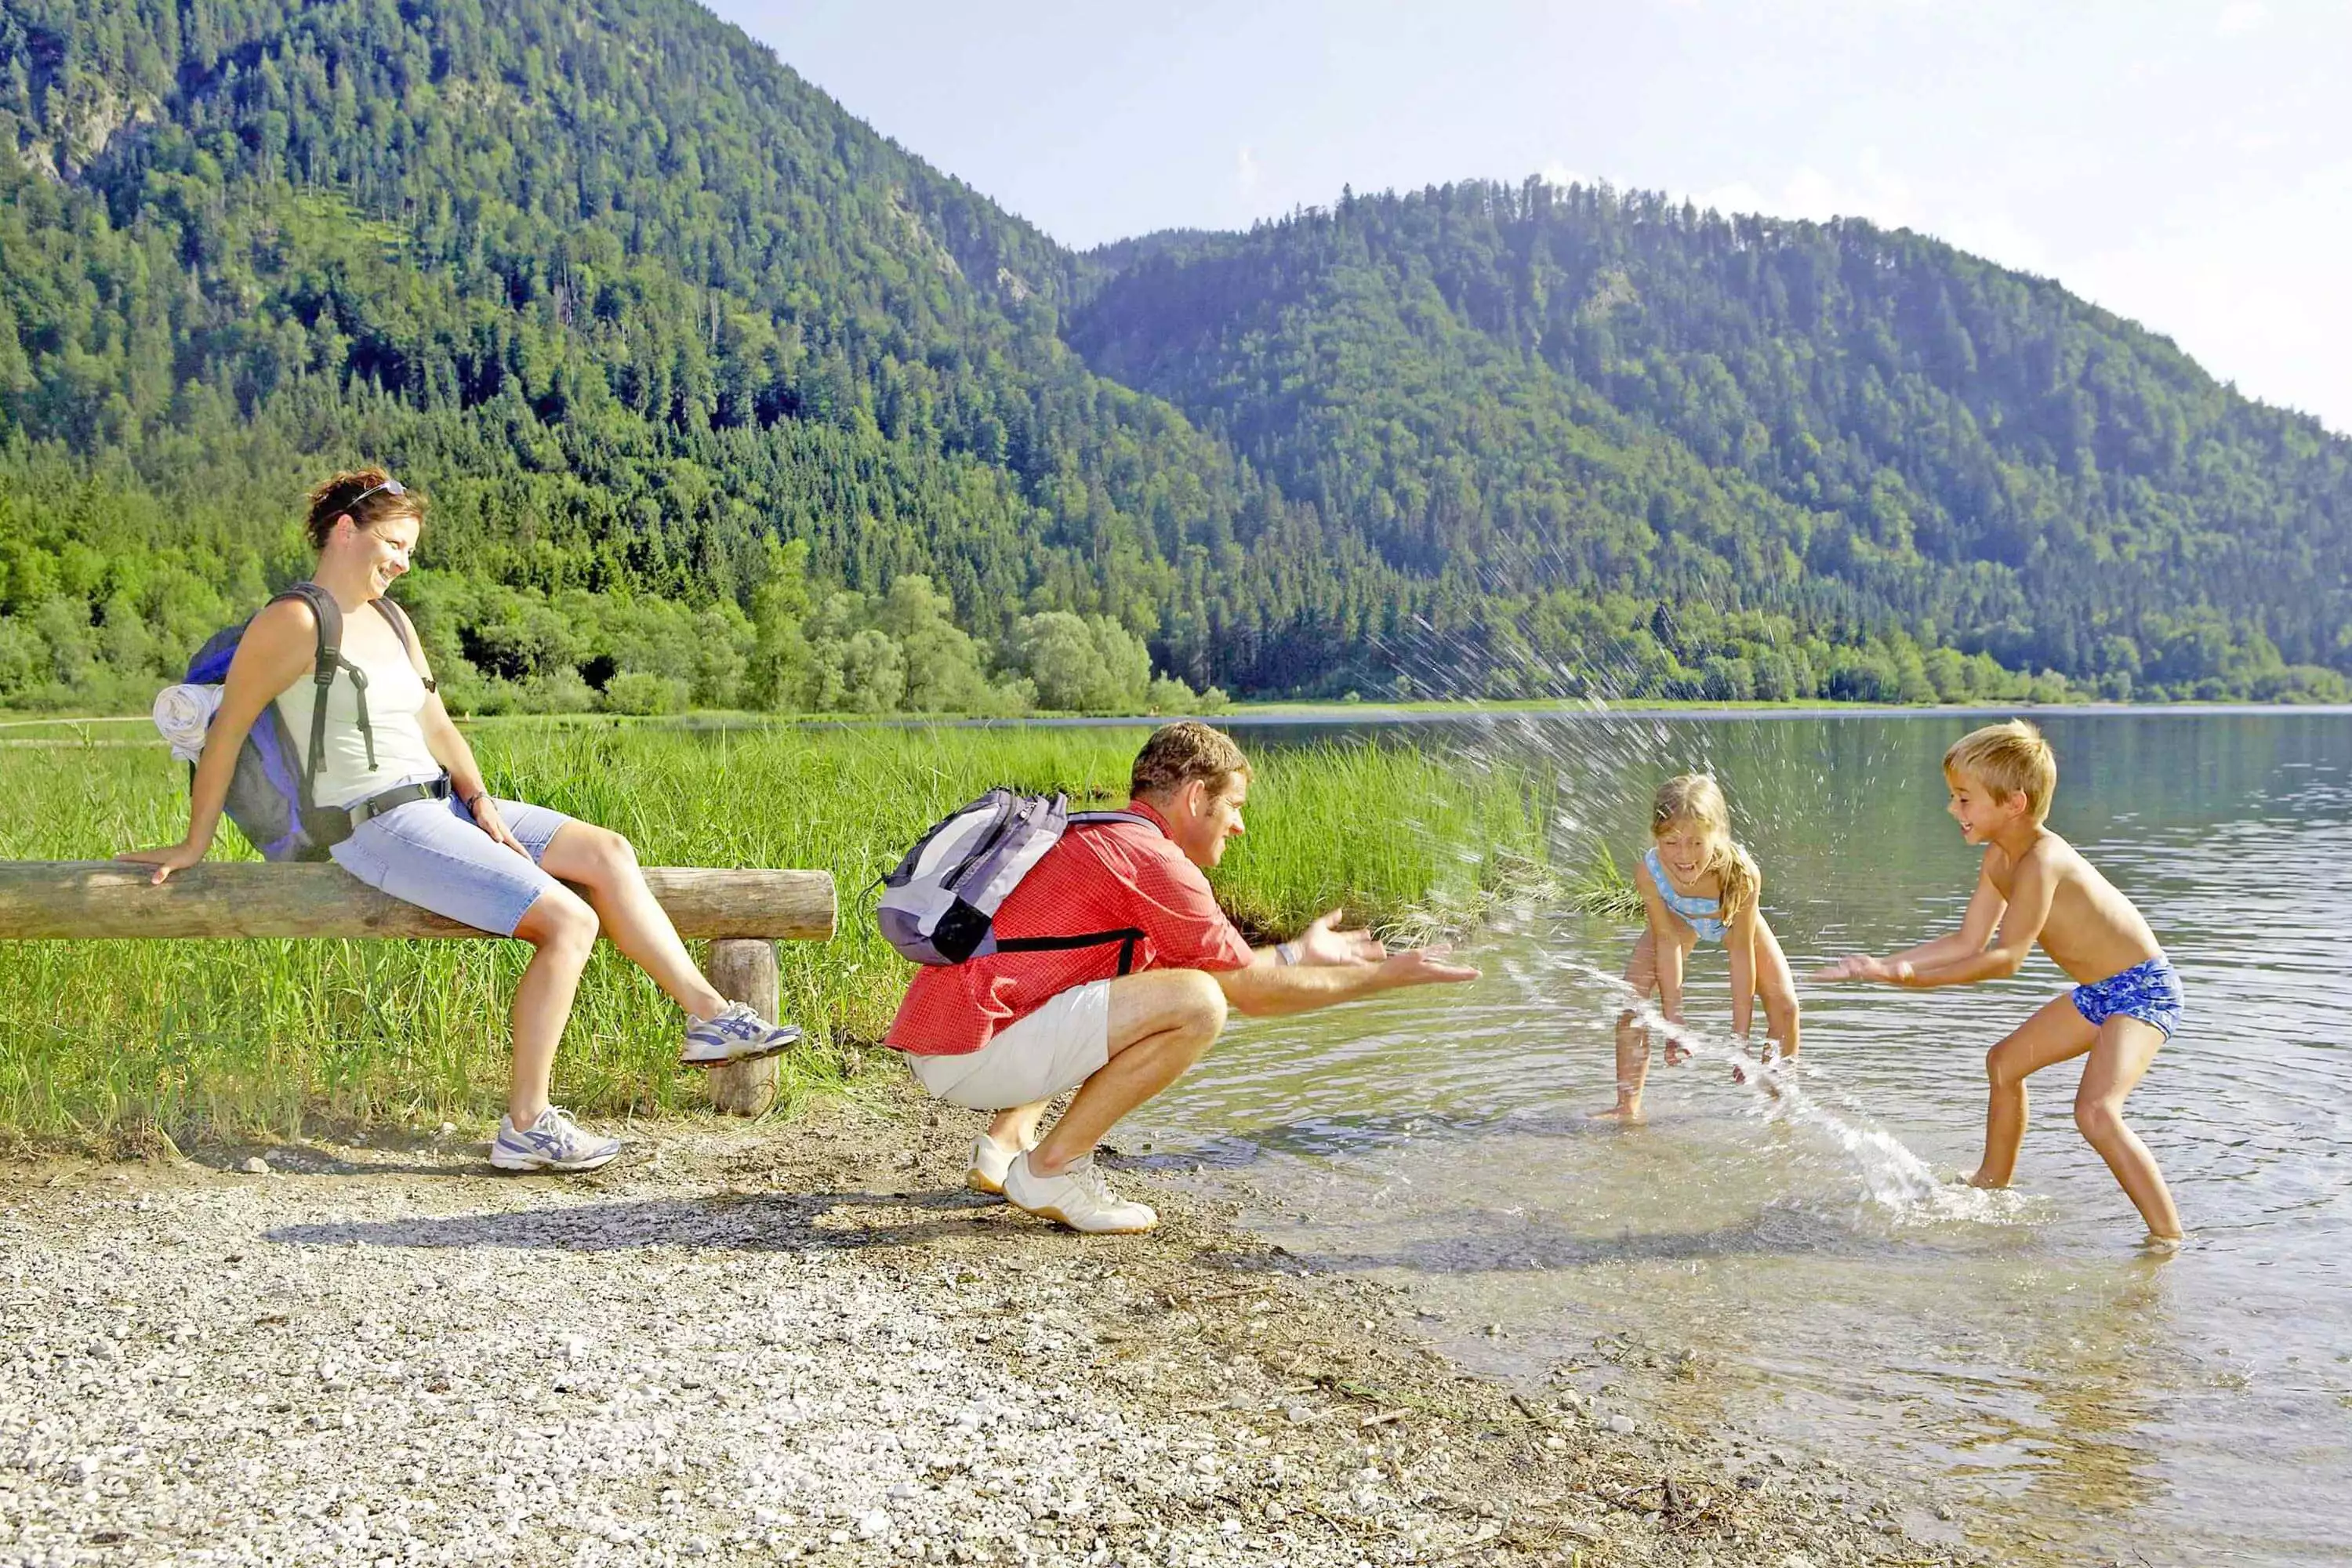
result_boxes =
[2,1096,1984,1567]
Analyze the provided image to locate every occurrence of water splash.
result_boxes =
[1554,954,2031,1225]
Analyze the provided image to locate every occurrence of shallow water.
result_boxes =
[1131,712,2352,1567]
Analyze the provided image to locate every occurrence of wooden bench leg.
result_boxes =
[704,937,782,1116]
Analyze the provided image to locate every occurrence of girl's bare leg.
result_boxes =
[1594,932,1658,1121]
[1755,916,1802,1060]
[1969,993,2098,1189]
[506,886,600,1125]
[540,823,728,1020]
[2074,1016,2181,1241]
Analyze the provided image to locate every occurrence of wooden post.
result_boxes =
[703,938,782,1116]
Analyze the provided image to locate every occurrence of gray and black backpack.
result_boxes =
[877,789,1152,970]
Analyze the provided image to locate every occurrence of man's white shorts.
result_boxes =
[905,980,1112,1111]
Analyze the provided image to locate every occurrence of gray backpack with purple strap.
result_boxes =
[877,789,1151,970]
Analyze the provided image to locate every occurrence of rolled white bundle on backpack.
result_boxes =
[151,683,223,763]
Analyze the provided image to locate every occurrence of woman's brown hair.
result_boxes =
[303,468,425,551]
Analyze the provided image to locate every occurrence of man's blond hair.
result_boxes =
[1944,720,2056,822]
[1131,720,1250,800]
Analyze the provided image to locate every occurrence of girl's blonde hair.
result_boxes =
[1650,774,1759,921]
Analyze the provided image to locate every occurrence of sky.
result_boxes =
[705,0,2352,434]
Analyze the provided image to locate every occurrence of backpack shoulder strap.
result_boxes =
[370,597,437,692]
[1068,810,1157,830]
[275,582,343,678]
[275,583,344,798]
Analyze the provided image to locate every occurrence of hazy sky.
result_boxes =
[706,0,2351,433]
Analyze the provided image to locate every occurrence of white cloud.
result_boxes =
[1683,156,2055,277]
[1675,153,2346,429]
[1236,145,1261,195]
[1689,179,1766,214]
[2215,2,2270,37]
[2063,160,2352,430]
[1540,161,1591,191]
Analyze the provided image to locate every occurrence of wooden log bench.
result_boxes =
[0,862,837,1116]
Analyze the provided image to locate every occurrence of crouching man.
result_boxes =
[884,720,1479,1233]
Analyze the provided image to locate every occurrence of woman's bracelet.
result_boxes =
[1276,940,1301,967]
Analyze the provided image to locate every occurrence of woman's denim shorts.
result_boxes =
[329,789,576,937]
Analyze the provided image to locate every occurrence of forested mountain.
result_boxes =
[2,0,2345,712]
[0,0,1393,711]
[1072,183,2352,702]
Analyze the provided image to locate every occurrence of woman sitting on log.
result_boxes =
[120,468,800,1171]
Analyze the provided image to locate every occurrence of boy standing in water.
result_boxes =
[1813,721,2184,1243]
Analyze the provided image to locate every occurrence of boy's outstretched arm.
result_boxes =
[1837,855,2053,989]
[1812,856,2012,985]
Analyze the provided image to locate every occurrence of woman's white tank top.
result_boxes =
[273,605,444,809]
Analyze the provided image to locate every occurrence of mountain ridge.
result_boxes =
[2,0,2343,712]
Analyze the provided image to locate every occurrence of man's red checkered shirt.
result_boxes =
[884,799,1255,1056]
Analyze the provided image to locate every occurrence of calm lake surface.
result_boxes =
[1133,711,2352,1567]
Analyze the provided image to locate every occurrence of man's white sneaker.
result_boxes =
[681,1001,802,1069]
[1000,1152,1157,1235]
[967,1133,1037,1197]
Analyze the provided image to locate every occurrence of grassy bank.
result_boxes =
[0,720,1554,1145]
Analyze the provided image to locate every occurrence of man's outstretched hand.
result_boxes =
[1297,909,1387,965]
[1379,946,1481,988]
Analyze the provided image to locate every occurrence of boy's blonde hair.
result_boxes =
[1650,774,1759,922]
[1943,720,2056,822]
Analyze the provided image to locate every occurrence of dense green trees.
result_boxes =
[2,1,2345,712]
[1071,182,2350,702]
[0,0,1339,706]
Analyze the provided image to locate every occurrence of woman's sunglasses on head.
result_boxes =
[345,477,407,509]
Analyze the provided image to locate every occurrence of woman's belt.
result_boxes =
[345,775,453,828]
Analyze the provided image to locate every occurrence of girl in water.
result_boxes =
[121,469,800,1171]
[1593,774,1799,1121]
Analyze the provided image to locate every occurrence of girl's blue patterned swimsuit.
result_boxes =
[1645,846,1729,943]
[2071,953,2184,1039]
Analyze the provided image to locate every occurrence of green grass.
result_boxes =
[0,720,1556,1146]
[1565,840,1646,922]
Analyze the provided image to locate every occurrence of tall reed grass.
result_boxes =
[0,720,1555,1145]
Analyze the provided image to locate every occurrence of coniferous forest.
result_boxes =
[3,0,2347,713]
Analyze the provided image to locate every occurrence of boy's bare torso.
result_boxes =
[1985,830,2162,986]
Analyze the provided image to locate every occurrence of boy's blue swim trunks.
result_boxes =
[2071,953,2184,1040]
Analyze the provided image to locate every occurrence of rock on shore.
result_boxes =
[2,1102,1983,1566]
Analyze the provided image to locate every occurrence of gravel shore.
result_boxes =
[3,1095,1984,1567]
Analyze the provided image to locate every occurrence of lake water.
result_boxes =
[1127,711,2352,1567]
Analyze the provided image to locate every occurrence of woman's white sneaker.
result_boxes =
[681,1001,802,1068]
[1000,1152,1156,1234]
[490,1107,622,1172]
